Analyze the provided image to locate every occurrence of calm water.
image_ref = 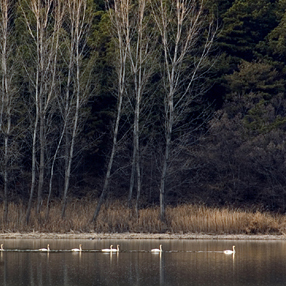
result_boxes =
[0,239,285,285]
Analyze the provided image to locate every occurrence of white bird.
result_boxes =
[151,245,162,252]
[110,245,120,252]
[39,244,50,252]
[72,244,82,252]
[0,244,4,251]
[224,245,235,254]
[102,245,113,252]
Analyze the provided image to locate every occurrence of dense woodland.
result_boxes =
[1,0,286,225]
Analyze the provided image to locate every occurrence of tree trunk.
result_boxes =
[45,0,65,218]
[37,112,45,213]
[92,0,127,223]
[1,0,10,223]
[26,114,38,224]
[124,0,154,213]
[134,102,141,216]
[91,97,123,222]
[22,0,55,222]
[61,61,80,218]
[61,0,92,218]
[128,145,136,208]
[91,94,123,222]
[151,0,216,222]
[160,99,173,221]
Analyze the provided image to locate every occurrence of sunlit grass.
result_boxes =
[0,200,285,234]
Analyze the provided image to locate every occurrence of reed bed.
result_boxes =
[0,200,285,234]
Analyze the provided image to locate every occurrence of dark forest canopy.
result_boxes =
[1,0,286,224]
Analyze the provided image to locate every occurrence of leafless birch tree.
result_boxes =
[44,0,66,219]
[122,0,157,214]
[152,0,217,221]
[0,0,17,222]
[91,0,128,223]
[20,0,63,222]
[60,0,94,218]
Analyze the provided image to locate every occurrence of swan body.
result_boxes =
[39,244,50,252]
[102,245,113,252]
[151,245,162,252]
[224,245,235,254]
[0,244,4,251]
[72,244,82,252]
[111,245,119,252]
[102,245,119,252]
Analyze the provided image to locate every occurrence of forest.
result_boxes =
[1,0,286,230]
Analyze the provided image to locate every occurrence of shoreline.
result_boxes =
[0,232,285,240]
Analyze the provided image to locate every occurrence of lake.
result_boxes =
[0,239,285,285]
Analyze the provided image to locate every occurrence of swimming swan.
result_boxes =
[224,245,235,254]
[151,245,162,252]
[39,244,50,252]
[102,245,113,252]
[111,245,119,252]
[72,244,82,252]
[0,244,4,251]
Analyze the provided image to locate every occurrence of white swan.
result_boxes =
[224,245,235,254]
[39,244,50,252]
[110,245,119,252]
[151,245,162,252]
[0,244,4,251]
[102,245,113,252]
[72,244,82,252]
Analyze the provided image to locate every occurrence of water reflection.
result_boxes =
[159,251,165,285]
[1,239,286,285]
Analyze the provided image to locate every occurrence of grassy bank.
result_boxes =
[0,200,285,235]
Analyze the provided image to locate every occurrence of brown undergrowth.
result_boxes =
[0,200,285,234]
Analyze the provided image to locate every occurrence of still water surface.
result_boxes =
[0,239,285,285]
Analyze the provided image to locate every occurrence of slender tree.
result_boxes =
[20,0,62,222]
[61,0,94,218]
[152,0,217,221]
[91,0,128,223]
[45,0,65,218]
[0,0,17,222]
[125,0,157,214]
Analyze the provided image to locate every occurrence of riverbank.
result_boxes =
[0,232,286,240]
[1,200,286,235]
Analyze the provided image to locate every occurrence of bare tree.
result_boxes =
[152,0,217,221]
[45,0,66,219]
[123,0,157,214]
[91,0,128,223]
[20,0,63,222]
[60,0,94,218]
[96,1,157,217]
[0,0,17,222]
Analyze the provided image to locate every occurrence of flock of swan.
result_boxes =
[0,243,236,254]
[101,245,120,252]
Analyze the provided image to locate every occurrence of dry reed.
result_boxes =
[0,200,285,234]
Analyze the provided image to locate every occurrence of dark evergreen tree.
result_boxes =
[218,0,278,62]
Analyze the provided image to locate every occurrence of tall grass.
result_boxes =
[0,200,285,234]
